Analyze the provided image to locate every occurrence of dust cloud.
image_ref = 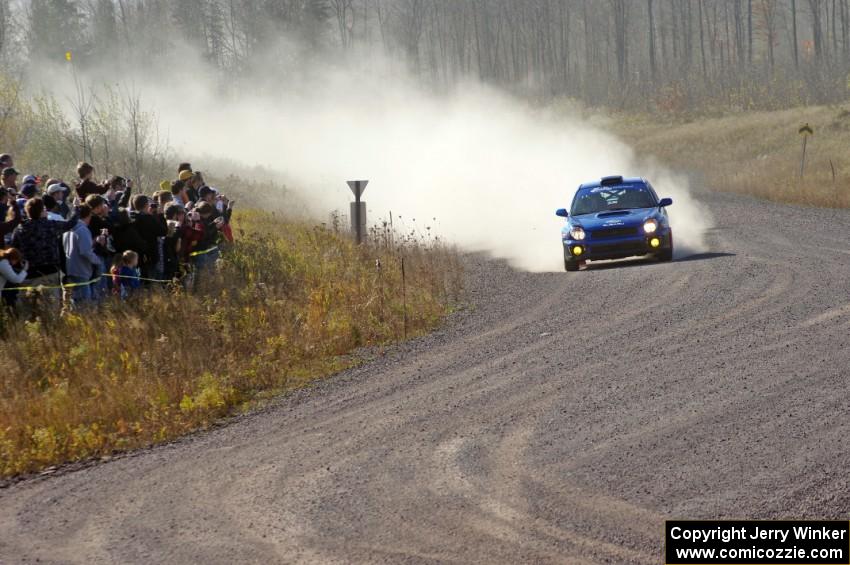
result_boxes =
[54,47,713,272]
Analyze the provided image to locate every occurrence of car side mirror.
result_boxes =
[555,208,569,218]
[658,197,673,207]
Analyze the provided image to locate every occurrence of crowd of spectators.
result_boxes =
[0,154,236,312]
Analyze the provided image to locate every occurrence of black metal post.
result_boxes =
[355,185,362,244]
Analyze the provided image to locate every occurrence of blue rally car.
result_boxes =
[556,175,673,271]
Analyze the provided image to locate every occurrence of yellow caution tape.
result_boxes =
[9,273,177,291]
[6,247,222,292]
[189,246,219,257]
[109,273,176,284]
[11,278,99,292]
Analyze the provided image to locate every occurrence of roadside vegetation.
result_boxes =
[0,210,462,478]
[611,104,850,209]
[0,76,463,479]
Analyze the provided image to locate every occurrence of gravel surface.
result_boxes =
[3,190,850,564]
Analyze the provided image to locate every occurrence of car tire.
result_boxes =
[656,232,673,262]
[656,249,673,262]
[564,248,580,271]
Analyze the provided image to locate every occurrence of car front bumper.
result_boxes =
[563,229,672,261]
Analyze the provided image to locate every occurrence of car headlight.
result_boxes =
[643,219,658,234]
[569,226,586,240]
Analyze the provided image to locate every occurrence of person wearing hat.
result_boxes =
[42,194,66,221]
[0,154,13,169]
[203,186,235,243]
[197,185,216,205]
[47,182,71,219]
[177,169,200,204]
[19,183,38,199]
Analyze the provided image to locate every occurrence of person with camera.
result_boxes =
[129,194,167,281]
[198,186,236,242]
[75,162,110,201]
[104,176,132,211]
[185,202,227,287]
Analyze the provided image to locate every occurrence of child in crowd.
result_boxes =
[111,250,141,299]
[0,157,237,312]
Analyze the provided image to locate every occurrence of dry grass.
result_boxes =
[0,210,462,478]
[611,104,850,208]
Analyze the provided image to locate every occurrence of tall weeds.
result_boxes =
[0,210,462,478]
[613,104,850,208]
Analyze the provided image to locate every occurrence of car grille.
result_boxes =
[590,226,640,239]
[590,241,647,257]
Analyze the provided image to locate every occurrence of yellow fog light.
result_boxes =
[572,246,583,256]
[649,237,661,248]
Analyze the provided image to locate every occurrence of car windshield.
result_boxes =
[571,185,657,215]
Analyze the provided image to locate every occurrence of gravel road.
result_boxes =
[3,190,850,564]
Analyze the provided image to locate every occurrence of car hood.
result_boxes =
[570,208,656,230]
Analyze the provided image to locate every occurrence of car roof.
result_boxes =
[577,176,647,191]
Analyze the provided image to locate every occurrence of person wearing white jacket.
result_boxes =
[0,247,28,293]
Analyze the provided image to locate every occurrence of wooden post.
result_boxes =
[401,255,408,340]
[798,123,814,180]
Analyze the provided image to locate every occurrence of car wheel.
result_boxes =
[564,248,580,271]
[656,233,673,262]
[656,249,673,262]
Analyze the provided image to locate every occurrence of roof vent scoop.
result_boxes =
[600,175,624,186]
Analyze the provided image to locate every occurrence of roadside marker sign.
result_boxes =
[347,180,369,244]
[347,180,368,199]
